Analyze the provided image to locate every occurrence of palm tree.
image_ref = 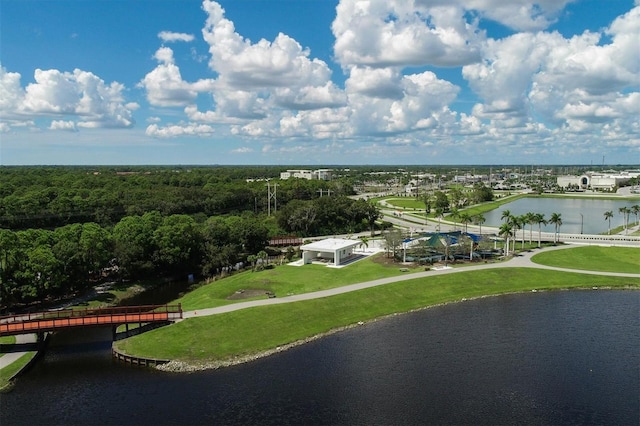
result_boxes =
[631,205,640,227]
[359,236,369,252]
[603,210,614,235]
[549,212,562,243]
[435,207,444,232]
[449,207,460,231]
[473,214,486,235]
[619,207,630,235]
[534,213,547,248]
[510,215,526,250]
[459,212,472,233]
[501,209,511,223]
[499,222,513,256]
[525,212,536,245]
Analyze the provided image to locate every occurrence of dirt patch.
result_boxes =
[226,289,273,300]
[370,253,396,266]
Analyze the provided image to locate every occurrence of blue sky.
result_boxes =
[1,0,638,165]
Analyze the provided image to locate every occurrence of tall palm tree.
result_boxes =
[501,209,511,223]
[534,213,547,248]
[631,205,640,227]
[435,207,444,232]
[459,212,472,233]
[499,222,513,256]
[525,212,536,244]
[549,212,562,243]
[603,210,614,235]
[449,207,460,231]
[619,207,630,235]
[512,215,526,250]
[473,214,486,235]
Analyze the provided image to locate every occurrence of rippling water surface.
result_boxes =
[2,290,638,425]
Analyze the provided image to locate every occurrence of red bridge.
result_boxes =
[0,304,182,337]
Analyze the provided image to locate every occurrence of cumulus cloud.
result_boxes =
[333,0,484,68]
[0,65,135,130]
[199,0,343,118]
[346,68,459,134]
[446,0,577,31]
[146,122,215,138]
[158,31,195,43]
[138,47,215,107]
[50,120,77,131]
[461,4,640,139]
[137,0,639,162]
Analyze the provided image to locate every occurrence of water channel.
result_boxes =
[482,197,639,234]
[2,290,638,425]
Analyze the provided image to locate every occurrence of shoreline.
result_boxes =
[155,285,635,373]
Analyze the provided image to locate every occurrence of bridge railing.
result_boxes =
[0,304,182,326]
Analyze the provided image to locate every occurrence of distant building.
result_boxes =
[280,169,333,180]
[557,171,639,190]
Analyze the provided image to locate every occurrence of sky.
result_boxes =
[1,0,639,166]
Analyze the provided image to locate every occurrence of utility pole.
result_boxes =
[267,182,278,216]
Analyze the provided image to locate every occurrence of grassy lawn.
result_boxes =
[531,246,640,274]
[384,198,425,209]
[0,336,17,359]
[176,254,424,311]
[0,352,36,391]
[115,267,638,363]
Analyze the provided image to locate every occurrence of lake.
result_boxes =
[1,290,638,425]
[483,197,639,234]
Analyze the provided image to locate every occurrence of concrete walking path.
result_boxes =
[2,244,638,375]
[180,244,640,320]
[0,333,37,369]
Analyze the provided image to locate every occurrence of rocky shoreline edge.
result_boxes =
[154,288,600,373]
[154,286,632,373]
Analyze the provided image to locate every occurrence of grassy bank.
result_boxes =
[531,246,640,273]
[115,267,638,365]
[176,254,423,311]
[0,352,36,391]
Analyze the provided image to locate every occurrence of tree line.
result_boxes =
[0,166,388,310]
[0,166,354,230]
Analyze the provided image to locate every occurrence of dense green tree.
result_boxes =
[113,211,162,277]
[80,222,113,278]
[471,182,494,204]
[433,191,449,213]
[152,214,202,275]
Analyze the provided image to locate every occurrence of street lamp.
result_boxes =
[580,213,583,234]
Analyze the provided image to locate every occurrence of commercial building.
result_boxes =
[557,170,639,191]
[280,169,333,180]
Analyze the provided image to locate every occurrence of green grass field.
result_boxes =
[116,264,639,363]
[0,336,17,359]
[0,352,36,391]
[531,246,640,273]
[176,255,423,311]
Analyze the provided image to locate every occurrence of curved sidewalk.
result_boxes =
[181,244,640,320]
[2,245,638,375]
[0,333,37,369]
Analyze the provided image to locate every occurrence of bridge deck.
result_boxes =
[0,304,182,336]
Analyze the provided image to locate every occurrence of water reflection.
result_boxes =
[2,290,638,425]
[483,197,638,234]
